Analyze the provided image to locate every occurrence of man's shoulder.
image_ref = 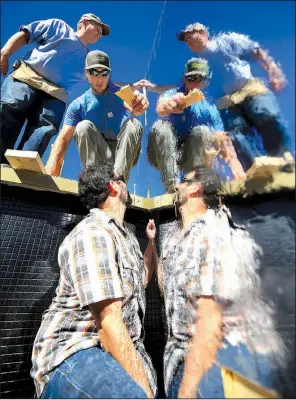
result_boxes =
[160,86,181,99]
[69,89,92,108]
[46,18,73,31]
[66,211,114,241]
[214,31,251,49]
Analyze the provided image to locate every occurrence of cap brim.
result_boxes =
[184,71,208,77]
[177,31,185,41]
[85,64,111,71]
[100,23,111,36]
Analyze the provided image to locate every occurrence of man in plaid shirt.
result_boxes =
[30,163,157,398]
[157,166,285,398]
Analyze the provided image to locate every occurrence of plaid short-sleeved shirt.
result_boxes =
[31,208,157,397]
[161,207,284,394]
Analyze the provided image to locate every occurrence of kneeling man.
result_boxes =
[46,51,149,181]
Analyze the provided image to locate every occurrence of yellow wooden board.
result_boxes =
[221,366,280,398]
[184,88,204,107]
[115,85,135,106]
[5,149,47,174]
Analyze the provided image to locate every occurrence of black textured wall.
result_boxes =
[1,184,295,398]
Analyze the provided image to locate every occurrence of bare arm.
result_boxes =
[178,296,223,398]
[45,124,75,176]
[0,31,29,76]
[89,299,153,398]
[143,219,158,287]
[253,47,287,91]
[156,93,187,117]
[114,80,177,94]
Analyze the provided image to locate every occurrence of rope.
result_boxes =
[138,0,167,196]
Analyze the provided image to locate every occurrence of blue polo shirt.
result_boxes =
[160,85,224,141]
[20,18,88,93]
[64,83,131,140]
[202,32,261,99]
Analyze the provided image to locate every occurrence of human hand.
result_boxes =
[0,50,9,76]
[131,90,149,115]
[146,219,156,241]
[133,79,156,91]
[270,75,286,92]
[165,92,186,114]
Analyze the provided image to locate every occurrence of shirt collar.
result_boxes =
[90,208,128,235]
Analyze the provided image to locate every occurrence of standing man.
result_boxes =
[31,163,157,398]
[147,58,245,192]
[0,13,110,163]
[46,50,149,182]
[176,22,292,169]
[156,166,285,398]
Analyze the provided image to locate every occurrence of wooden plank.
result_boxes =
[4,150,47,174]
[221,366,280,398]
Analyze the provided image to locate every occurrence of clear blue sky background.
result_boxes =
[1,1,295,197]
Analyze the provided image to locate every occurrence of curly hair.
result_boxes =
[78,163,114,210]
[192,165,222,204]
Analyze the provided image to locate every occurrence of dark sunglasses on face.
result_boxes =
[186,75,206,83]
[112,175,126,184]
[88,69,110,78]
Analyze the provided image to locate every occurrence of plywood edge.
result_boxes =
[1,166,295,210]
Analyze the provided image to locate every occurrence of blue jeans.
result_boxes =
[0,74,65,163]
[40,347,148,398]
[168,342,280,399]
[220,91,292,170]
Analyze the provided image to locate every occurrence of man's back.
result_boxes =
[22,18,87,91]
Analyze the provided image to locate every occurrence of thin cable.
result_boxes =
[140,0,167,196]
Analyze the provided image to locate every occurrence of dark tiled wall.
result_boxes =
[1,185,295,398]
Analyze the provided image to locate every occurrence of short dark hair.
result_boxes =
[78,163,114,210]
[192,166,222,204]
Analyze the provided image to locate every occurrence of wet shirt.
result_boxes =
[203,32,261,99]
[63,84,131,139]
[31,208,157,397]
[159,85,224,141]
[20,19,88,92]
[160,208,282,394]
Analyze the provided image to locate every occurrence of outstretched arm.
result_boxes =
[0,31,29,76]
[143,219,158,287]
[45,124,75,176]
[178,296,223,398]
[115,79,177,94]
[253,48,286,92]
[89,299,153,398]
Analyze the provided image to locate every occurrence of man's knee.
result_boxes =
[74,120,94,139]
[189,125,213,147]
[125,117,143,137]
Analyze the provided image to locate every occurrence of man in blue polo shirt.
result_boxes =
[176,22,293,170]
[46,50,149,181]
[0,13,110,163]
[147,58,245,192]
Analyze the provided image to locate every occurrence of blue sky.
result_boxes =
[1,1,295,197]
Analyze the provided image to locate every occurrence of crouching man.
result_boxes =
[31,163,157,398]
[157,166,285,398]
[147,58,245,192]
[46,51,149,182]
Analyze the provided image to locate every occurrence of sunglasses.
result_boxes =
[112,175,126,184]
[186,75,207,83]
[88,69,110,77]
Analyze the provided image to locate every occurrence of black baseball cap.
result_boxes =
[85,50,111,71]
